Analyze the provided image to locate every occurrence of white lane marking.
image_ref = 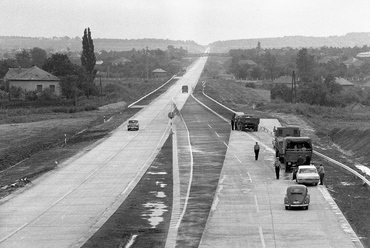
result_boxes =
[259,227,266,248]
[0,223,28,243]
[208,124,212,128]
[125,234,138,248]
[255,195,259,212]
[223,142,229,148]
[85,169,99,180]
[215,132,220,137]
[234,154,241,163]
[173,110,194,230]
[247,172,252,182]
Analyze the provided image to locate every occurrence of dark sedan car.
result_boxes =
[127,120,139,131]
[284,185,310,210]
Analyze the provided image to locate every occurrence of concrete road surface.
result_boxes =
[0,56,208,248]
[198,119,363,248]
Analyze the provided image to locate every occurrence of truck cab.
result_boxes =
[273,126,301,156]
[235,114,260,132]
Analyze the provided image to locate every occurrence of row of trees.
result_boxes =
[228,45,370,81]
[227,44,370,107]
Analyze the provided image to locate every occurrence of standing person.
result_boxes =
[318,164,325,185]
[274,157,280,179]
[254,142,260,161]
[231,113,236,130]
[297,155,304,166]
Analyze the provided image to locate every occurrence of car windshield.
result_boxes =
[289,188,304,194]
[129,120,138,124]
[299,168,317,173]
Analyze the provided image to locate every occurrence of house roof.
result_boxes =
[152,68,166,73]
[343,57,364,67]
[335,77,354,86]
[5,66,59,81]
[356,51,370,58]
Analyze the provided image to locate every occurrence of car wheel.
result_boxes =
[305,206,309,210]
[285,206,288,210]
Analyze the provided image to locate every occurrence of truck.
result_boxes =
[273,126,301,157]
[278,136,313,172]
[235,114,260,132]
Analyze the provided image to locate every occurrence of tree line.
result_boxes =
[227,45,370,107]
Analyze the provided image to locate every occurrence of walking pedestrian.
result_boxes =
[297,155,304,166]
[274,157,280,179]
[318,164,325,185]
[254,142,260,161]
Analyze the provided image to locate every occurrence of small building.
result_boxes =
[3,66,61,96]
[356,51,370,58]
[335,77,354,89]
[343,57,364,67]
[152,68,167,78]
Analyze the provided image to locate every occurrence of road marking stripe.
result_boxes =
[259,227,266,248]
[234,154,241,163]
[215,132,220,137]
[223,142,229,148]
[247,172,252,182]
[208,124,212,128]
[255,195,259,212]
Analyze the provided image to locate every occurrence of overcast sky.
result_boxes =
[1,0,370,45]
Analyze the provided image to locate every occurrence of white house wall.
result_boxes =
[10,80,61,95]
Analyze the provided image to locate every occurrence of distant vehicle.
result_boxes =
[182,85,188,93]
[235,114,260,132]
[296,165,320,185]
[127,120,139,131]
[278,136,313,172]
[284,185,310,210]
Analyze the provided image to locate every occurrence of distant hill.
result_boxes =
[0,36,206,53]
[209,32,370,52]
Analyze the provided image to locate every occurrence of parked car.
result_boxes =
[127,120,139,131]
[284,185,310,210]
[296,165,320,185]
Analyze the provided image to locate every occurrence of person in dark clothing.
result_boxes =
[254,142,260,160]
[274,158,280,179]
[303,155,311,165]
[231,113,236,130]
[297,155,304,166]
[318,164,325,185]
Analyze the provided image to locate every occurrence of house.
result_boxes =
[3,66,61,96]
[342,57,364,67]
[335,77,354,89]
[356,51,370,58]
[152,68,167,78]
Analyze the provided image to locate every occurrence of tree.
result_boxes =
[263,52,277,80]
[30,47,47,67]
[296,48,315,82]
[15,49,32,68]
[43,53,75,76]
[81,28,97,97]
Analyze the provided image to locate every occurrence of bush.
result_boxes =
[245,82,256,88]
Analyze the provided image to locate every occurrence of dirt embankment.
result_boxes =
[329,128,370,166]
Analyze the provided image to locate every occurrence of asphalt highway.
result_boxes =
[0,57,207,248]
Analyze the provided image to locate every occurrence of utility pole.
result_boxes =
[291,71,296,103]
[146,46,149,82]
